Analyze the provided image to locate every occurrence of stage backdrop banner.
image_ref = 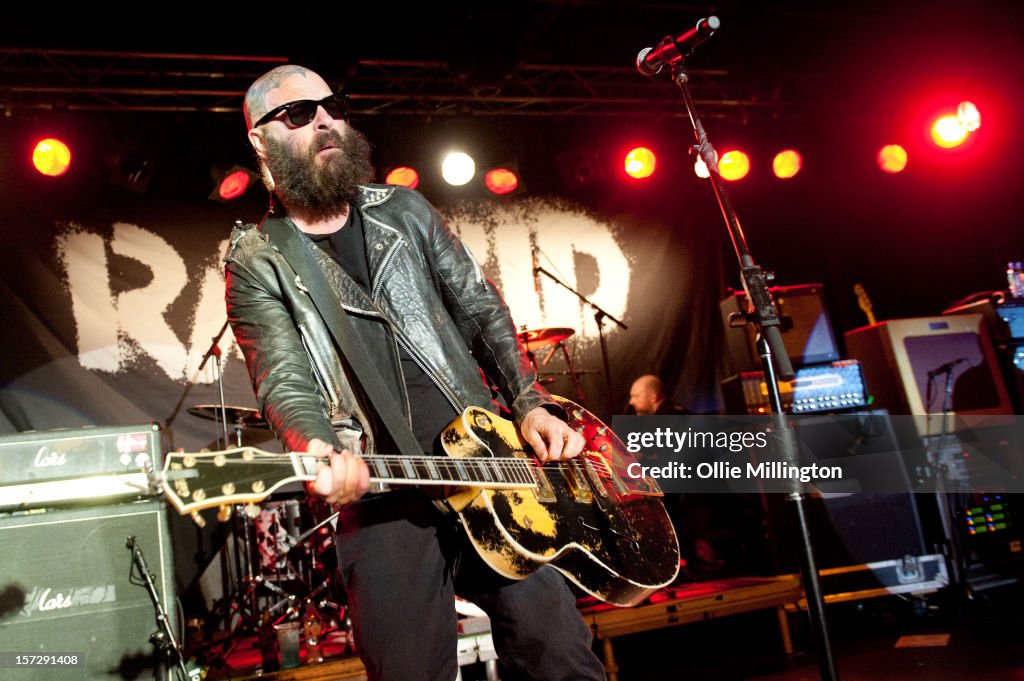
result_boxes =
[0,186,720,453]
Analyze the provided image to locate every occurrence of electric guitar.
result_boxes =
[161,398,680,607]
[854,282,877,326]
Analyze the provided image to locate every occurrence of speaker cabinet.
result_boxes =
[720,283,840,372]
[845,315,1014,437]
[762,411,931,573]
[0,500,177,680]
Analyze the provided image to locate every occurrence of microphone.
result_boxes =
[927,357,967,379]
[531,246,540,295]
[636,16,720,77]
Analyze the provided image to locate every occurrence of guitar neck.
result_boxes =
[161,449,539,515]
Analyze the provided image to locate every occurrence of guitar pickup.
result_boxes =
[563,459,594,504]
[529,461,557,503]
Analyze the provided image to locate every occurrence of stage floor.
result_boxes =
[196,579,1024,681]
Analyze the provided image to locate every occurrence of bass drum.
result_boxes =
[253,499,307,578]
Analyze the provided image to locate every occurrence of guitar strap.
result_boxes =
[260,215,422,458]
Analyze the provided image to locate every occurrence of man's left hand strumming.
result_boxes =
[519,406,585,462]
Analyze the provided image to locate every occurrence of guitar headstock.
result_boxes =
[853,283,876,325]
[162,447,310,519]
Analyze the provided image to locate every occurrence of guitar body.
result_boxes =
[441,398,680,607]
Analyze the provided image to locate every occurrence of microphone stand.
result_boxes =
[163,320,232,451]
[127,535,190,681]
[197,320,232,451]
[533,262,627,393]
[650,35,840,681]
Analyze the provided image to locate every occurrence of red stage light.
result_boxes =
[623,147,656,179]
[484,168,519,195]
[719,150,750,181]
[217,169,253,200]
[32,138,72,177]
[877,144,908,173]
[772,150,802,179]
[386,166,420,189]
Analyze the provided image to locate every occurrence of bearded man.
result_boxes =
[225,65,606,681]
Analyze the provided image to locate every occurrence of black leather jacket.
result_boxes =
[225,184,554,455]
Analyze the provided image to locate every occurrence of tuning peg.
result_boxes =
[244,504,261,518]
[217,505,233,522]
[190,512,207,528]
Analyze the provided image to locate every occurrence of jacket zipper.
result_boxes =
[395,332,464,413]
[371,238,403,302]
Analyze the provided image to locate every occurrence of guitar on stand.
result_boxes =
[854,283,877,326]
[159,398,680,607]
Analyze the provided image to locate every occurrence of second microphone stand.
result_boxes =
[533,256,627,392]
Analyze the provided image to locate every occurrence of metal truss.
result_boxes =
[0,49,789,122]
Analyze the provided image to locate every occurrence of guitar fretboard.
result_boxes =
[300,454,537,488]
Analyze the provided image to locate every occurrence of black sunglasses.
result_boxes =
[253,92,350,128]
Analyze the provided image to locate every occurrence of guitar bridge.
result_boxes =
[582,454,609,498]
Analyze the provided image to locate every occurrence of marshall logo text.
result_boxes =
[20,585,117,618]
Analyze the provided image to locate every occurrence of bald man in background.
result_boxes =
[628,374,688,415]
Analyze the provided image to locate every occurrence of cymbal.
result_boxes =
[188,404,268,429]
[517,327,574,349]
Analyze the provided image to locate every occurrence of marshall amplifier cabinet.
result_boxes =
[722,359,868,415]
[0,424,160,511]
[0,499,177,680]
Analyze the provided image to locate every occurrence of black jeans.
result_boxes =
[333,490,607,681]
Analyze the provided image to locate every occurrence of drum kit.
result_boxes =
[186,405,346,643]
[517,326,597,403]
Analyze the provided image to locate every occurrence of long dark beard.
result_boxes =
[262,126,375,218]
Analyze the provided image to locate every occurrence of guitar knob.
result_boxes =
[244,504,261,518]
[217,505,233,522]
[190,512,206,528]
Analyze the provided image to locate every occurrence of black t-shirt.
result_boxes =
[307,206,458,453]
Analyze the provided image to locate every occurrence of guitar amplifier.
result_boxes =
[0,499,177,680]
[722,360,868,415]
[0,424,161,511]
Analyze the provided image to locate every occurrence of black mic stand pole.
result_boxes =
[197,320,232,450]
[660,43,840,681]
[127,536,190,681]
[932,366,966,591]
[162,320,231,448]
[533,263,627,392]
